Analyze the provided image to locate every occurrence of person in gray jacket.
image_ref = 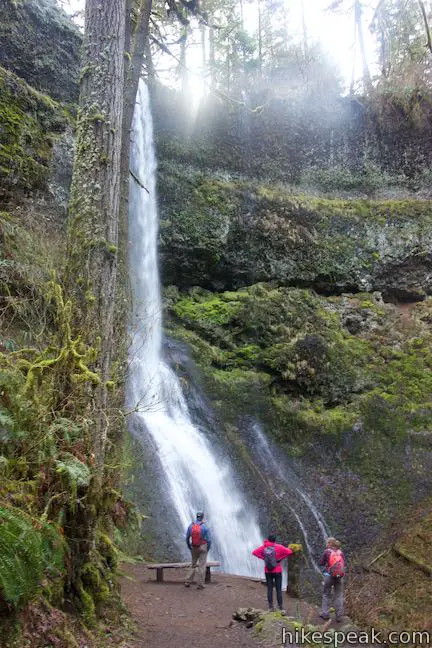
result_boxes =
[184,511,211,589]
[319,537,345,622]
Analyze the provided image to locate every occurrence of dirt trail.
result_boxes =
[119,564,336,648]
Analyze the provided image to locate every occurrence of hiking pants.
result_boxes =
[186,545,208,585]
[265,572,283,609]
[322,574,344,619]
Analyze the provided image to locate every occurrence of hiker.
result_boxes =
[184,511,211,589]
[252,534,293,612]
[319,537,345,622]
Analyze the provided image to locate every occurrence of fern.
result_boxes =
[0,408,15,430]
[49,418,83,444]
[55,453,90,489]
[56,453,91,512]
[0,506,64,608]
[0,407,25,443]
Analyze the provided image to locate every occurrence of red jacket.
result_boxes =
[252,540,293,574]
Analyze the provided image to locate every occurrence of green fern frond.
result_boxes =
[49,418,83,444]
[0,506,64,608]
[55,453,90,489]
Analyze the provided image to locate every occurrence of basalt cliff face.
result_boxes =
[0,0,81,104]
[158,165,432,302]
[153,88,432,568]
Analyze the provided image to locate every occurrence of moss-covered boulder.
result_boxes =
[158,165,432,301]
[0,0,81,104]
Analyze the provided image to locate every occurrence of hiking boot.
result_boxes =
[268,606,274,612]
[184,582,190,588]
[196,584,205,590]
[279,608,286,615]
[319,614,330,621]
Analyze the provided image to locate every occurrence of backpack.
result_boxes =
[191,522,203,547]
[263,545,278,571]
[328,549,345,578]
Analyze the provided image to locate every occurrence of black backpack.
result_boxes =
[263,546,278,571]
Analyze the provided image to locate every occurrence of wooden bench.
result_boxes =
[146,561,221,583]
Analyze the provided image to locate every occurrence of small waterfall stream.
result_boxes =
[249,422,330,573]
[126,80,263,576]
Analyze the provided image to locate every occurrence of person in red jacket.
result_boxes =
[252,534,293,611]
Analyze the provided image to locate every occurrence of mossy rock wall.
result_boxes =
[159,164,432,301]
[0,0,81,104]
[0,66,69,202]
[165,284,432,551]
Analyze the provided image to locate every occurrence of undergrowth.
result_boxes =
[0,209,135,643]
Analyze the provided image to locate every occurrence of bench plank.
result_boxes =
[147,561,220,569]
[146,561,221,583]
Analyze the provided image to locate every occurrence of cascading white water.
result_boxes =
[126,80,263,576]
[251,422,330,573]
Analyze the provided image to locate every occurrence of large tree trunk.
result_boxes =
[66,0,126,497]
[63,0,151,596]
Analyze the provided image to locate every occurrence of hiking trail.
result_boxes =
[119,564,352,648]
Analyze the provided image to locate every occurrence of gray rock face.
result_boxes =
[158,168,432,301]
[0,0,81,103]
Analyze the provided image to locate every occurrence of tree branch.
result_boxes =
[418,0,432,54]
[130,169,150,193]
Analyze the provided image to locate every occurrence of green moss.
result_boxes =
[97,532,118,571]
[0,66,69,198]
[173,294,242,326]
[77,580,96,627]
[167,285,432,481]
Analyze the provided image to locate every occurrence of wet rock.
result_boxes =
[232,607,263,623]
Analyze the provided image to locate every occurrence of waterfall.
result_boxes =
[126,80,263,577]
[250,422,330,573]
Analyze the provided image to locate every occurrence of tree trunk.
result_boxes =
[66,0,126,525]
[120,0,152,253]
[180,29,189,94]
[350,6,357,94]
[301,0,307,57]
[258,0,263,75]
[200,23,206,70]
[355,0,372,92]
[209,26,216,89]
[123,0,153,146]
[418,0,432,54]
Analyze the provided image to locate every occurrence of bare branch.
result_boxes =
[130,169,150,193]
[418,0,432,54]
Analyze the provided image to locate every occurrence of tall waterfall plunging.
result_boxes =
[126,80,263,576]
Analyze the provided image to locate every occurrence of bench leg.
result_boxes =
[205,566,211,583]
[156,568,163,582]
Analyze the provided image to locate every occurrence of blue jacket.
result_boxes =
[186,520,211,551]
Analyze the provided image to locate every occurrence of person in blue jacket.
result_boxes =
[184,511,211,589]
